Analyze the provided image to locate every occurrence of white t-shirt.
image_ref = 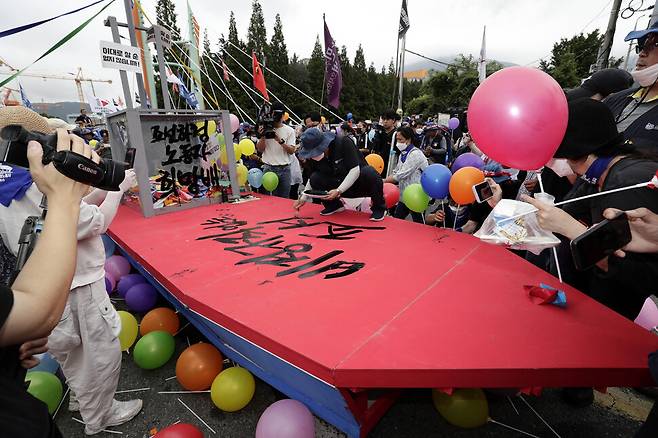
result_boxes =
[0,184,106,289]
[261,124,296,166]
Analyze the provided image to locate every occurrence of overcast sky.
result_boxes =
[0,0,652,105]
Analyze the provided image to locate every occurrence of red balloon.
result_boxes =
[467,66,568,170]
[156,423,204,438]
[383,183,400,209]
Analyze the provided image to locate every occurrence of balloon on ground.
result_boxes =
[140,307,180,336]
[117,273,147,298]
[420,164,451,199]
[105,255,131,279]
[402,183,430,213]
[432,388,489,429]
[117,310,139,351]
[449,166,485,205]
[157,423,204,438]
[25,371,63,414]
[256,399,315,438]
[365,154,385,174]
[210,366,256,412]
[125,282,158,313]
[467,66,568,170]
[105,273,116,294]
[176,342,224,391]
[133,330,176,370]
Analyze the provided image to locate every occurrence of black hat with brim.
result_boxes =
[554,98,624,159]
[298,129,336,159]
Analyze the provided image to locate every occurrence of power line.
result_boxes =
[404,49,456,68]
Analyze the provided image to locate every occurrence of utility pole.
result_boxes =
[596,0,623,71]
[624,14,647,70]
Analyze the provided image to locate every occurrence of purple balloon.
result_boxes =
[125,283,158,313]
[105,255,131,280]
[452,152,484,173]
[256,399,315,438]
[117,274,147,298]
[448,117,460,130]
[105,273,116,294]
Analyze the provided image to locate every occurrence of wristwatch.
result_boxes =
[278,138,285,145]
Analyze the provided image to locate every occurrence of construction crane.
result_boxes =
[0,58,112,111]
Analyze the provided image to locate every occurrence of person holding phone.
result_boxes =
[523,98,658,320]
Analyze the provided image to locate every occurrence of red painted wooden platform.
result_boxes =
[109,196,658,390]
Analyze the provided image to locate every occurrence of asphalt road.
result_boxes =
[54,316,650,438]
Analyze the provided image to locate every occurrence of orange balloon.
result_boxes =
[139,307,180,336]
[365,153,385,174]
[176,343,224,391]
[449,166,484,205]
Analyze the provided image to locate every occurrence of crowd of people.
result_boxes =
[3,19,658,438]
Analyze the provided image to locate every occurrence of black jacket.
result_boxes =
[603,86,658,151]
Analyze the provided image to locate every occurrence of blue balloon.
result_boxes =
[420,164,452,199]
[346,112,353,120]
[101,234,116,259]
[368,129,376,142]
[31,353,60,374]
[248,168,264,188]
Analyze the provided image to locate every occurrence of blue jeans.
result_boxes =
[262,164,292,199]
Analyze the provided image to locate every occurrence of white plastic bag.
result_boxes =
[474,199,560,254]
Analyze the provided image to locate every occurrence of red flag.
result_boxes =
[222,58,230,82]
[252,52,269,101]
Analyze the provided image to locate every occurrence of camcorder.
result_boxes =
[256,102,284,139]
[0,125,126,191]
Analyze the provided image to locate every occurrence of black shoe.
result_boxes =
[370,209,387,221]
[561,387,594,407]
[320,205,345,216]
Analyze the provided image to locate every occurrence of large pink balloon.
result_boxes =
[467,66,568,170]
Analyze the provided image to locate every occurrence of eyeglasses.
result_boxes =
[636,40,658,54]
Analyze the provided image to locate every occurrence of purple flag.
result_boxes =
[323,18,342,109]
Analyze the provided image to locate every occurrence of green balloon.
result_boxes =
[133,330,175,370]
[432,388,489,429]
[262,171,279,192]
[25,371,63,414]
[402,183,430,213]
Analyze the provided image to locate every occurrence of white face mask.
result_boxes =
[311,153,324,161]
[631,63,658,87]
[546,159,575,178]
[251,136,258,143]
[396,142,408,151]
[415,128,423,135]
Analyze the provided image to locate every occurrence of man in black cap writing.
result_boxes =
[294,129,387,221]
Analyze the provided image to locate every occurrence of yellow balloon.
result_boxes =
[117,311,138,351]
[432,388,488,429]
[196,120,217,136]
[236,164,248,186]
[239,138,256,156]
[220,143,242,164]
[210,367,255,412]
[233,143,242,161]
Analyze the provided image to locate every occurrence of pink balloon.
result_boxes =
[230,114,240,133]
[256,399,315,438]
[105,272,116,294]
[105,255,131,280]
[467,67,568,170]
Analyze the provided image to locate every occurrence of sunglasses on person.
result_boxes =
[636,37,658,54]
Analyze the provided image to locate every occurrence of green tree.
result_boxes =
[351,45,373,118]
[539,30,622,88]
[266,13,291,109]
[307,35,325,103]
[221,11,253,118]
[246,0,268,57]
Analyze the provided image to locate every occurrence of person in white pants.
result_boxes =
[0,107,142,435]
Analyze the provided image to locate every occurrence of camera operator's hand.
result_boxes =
[29,128,95,204]
[119,169,137,193]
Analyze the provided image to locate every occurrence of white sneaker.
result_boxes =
[84,399,143,435]
[68,391,79,412]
